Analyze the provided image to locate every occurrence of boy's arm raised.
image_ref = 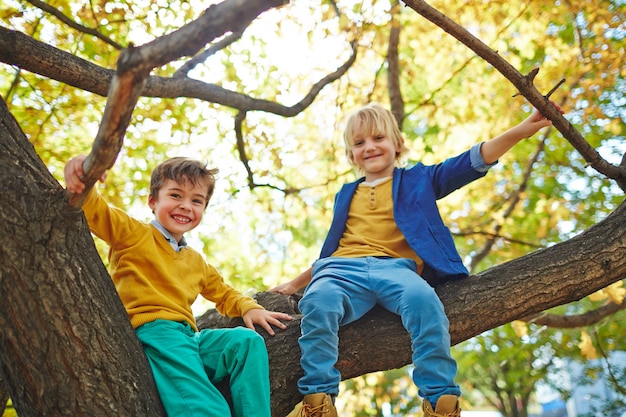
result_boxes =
[480,102,563,165]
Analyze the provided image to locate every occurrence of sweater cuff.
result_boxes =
[470,142,498,173]
[240,302,265,318]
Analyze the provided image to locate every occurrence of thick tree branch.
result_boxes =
[0,23,357,115]
[0,26,113,96]
[0,97,166,416]
[400,0,626,191]
[67,60,148,207]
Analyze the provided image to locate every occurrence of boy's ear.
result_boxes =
[396,137,405,154]
[148,194,156,211]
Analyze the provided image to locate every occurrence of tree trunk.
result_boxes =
[0,98,166,417]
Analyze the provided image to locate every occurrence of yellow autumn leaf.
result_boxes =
[578,330,597,360]
[605,119,624,136]
[589,281,626,304]
[512,320,528,338]
[605,281,626,304]
[588,289,606,302]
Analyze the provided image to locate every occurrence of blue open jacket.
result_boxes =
[319,144,496,284]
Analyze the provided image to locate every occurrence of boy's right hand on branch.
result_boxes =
[64,154,107,194]
[519,101,564,138]
[268,281,299,295]
[268,267,313,295]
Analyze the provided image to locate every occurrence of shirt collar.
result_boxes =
[361,176,392,187]
[151,220,187,252]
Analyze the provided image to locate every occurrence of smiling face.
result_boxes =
[148,178,209,242]
[349,130,401,182]
[344,104,407,182]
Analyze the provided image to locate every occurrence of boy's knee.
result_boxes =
[232,327,266,349]
[299,290,345,314]
[403,286,440,307]
[232,326,262,339]
[231,328,269,364]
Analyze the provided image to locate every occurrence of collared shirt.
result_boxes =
[151,220,188,252]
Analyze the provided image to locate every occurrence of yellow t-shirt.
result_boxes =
[331,177,424,272]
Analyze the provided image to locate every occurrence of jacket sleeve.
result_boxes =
[426,143,495,199]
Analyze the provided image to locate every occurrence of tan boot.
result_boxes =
[422,395,461,417]
[299,393,338,417]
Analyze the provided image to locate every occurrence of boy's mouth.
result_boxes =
[172,215,191,223]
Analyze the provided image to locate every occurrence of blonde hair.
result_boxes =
[343,103,408,174]
[150,157,218,207]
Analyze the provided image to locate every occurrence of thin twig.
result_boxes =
[544,78,565,99]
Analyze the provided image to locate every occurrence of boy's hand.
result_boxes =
[243,308,292,336]
[64,154,107,194]
[268,267,313,295]
[520,101,565,138]
[268,282,299,295]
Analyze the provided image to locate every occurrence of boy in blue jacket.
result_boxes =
[271,102,562,417]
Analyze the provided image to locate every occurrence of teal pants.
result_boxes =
[135,319,271,417]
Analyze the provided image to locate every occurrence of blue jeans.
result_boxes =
[298,257,461,405]
[136,320,270,417]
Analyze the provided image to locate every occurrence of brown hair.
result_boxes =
[150,157,218,207]
[343,103,408,173]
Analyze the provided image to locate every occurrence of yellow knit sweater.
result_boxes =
[82,189,263,331]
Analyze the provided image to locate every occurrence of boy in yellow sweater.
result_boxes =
[64,155,292,417]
